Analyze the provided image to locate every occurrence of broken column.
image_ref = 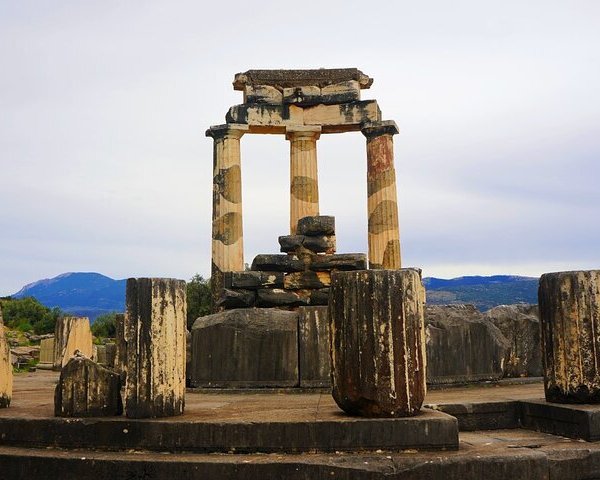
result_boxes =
[329,269,426,416]
[54,353,123,417]
[206,124,248,312]
[286,126,321,234]
[113,313,126,381]
[37,337,55,370]
[53,316,94,370]
[361,121,401,269]
[0,305,12,408]
[539,270,600,403]
[124,278,186,418]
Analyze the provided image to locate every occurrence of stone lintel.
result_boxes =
[205,123,249,140]
[233,68,373,91]
[285,125,321,141]
[361,120,399,138]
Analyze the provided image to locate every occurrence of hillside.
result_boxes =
[12,272,126,321]
[424,275,538,311]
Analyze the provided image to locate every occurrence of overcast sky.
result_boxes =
[1,0,599,295]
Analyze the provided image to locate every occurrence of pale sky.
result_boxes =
[1,0,599,295]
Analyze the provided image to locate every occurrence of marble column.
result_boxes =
[286,126,321,234]
[361,121,401,270]
[206,124,249,312]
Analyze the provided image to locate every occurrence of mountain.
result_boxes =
[12,272,126,321]
[423,275,538,311]
[11,272,539,321]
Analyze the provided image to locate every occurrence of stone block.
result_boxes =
[251,254,306,272]
[38,337,54,364]
[224,271,284,289]
[125,278,186,418]
[0,307,12,408]
[54,354,122,417]
[329,269,427,417]
[298,306,331,387]
[485,304,542,377]
[255,288,310,308]
[233,68,373,90]
[425,305,510,385]
[320,80,361,104]
[244,85,283,104]
[297,215,335,236]
[95,345,107,365]
[284,271,331,290]
[279,234,336,254]
[217,288,256,309]
[310,288,330,306]
[278,235,305,252]
[310,253,368,271]
[282,85,321,106]
[53,317,94,370]
[190,308,299,387]
[113,313,126,380]
[539,270,600,403]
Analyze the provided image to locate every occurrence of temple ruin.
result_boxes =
[206,69,401,310]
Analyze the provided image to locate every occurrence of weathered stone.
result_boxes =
[54,354,122,417]
[310,288,330,306]
[190,308,299,388]
[255,288,310,308]
[224,271,284,289]
[0,306,12,408]
[95,344,107,365]
[233,68,373,90]
[251,254,305,272]
[329,269,427,417]
[310,253,368,271]
[37,337,55,370]
[302,235,336,254]
[125,278,186,418]
[425,305,510,385]
[244,84,283,104]
[105,343,116,369]
[113,313,126,380]
[278,235,305,252]
[539,270,600,403]
[217,288,256,309]
[226,100,381,134]
[298,306,331,387]
[283,85,321,106]
[284,271,331,290]
[320,80,361,104]
[53,317,93,370]
[485,304,542,378]
[297,215,335,236]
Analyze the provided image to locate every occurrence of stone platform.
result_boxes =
[6,372,600,479]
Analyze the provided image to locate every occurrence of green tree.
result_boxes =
[0,296,62,334]
[91,312,117,338]
[186,274,211,330]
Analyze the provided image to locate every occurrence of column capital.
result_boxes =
[205,123,249,140]
[360,120,399,138]
[285,125,321,141]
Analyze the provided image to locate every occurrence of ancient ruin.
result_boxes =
[0,305,12,408]
[206,69,401,311]
[53,316,93,369]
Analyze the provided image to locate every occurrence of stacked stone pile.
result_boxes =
[218,215,367,310]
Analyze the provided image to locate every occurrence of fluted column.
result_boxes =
[206,124,249,312]
[361,121,401,269]
[286,126,321,234]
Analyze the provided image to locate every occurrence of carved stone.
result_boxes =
[329,269,426,417]
[298,306,331,387]
[125,278,186,418]
[0,306,12,408]
[539,270,600,403]
[53,316,93,370]
[54,354,122,417]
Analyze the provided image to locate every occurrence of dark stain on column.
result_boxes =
[213,212,243,245]
[291,176,319,203]
[368,200,399,234]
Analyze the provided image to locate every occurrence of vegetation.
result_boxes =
[186,274,211,330]
[0,296,62,334]
[91,312,118,338]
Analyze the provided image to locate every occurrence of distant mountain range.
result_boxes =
[11,272,539,321]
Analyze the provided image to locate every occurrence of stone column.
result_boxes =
[286,126,321,234]
[206,124,249,312]
[361,121,401,269]
[329,269,426,417]
[0,306,12,408]
[539,270,600,403]
[53,316,93,370]
[124,278,186,418]
[113,313,126,381]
